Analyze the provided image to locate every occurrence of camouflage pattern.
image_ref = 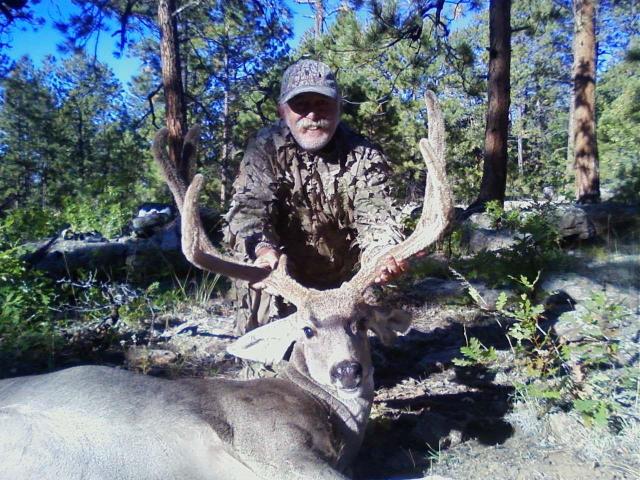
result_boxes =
[279,59,340,104]
[225,120,404,332]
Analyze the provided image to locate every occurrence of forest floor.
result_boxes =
[7,283,635,480]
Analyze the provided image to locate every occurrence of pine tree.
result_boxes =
[471,0,512,208]
[571,0,600,203]
[0,58,60,210]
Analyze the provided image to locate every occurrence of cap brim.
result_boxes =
[279,86,339,104]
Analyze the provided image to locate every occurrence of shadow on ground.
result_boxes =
[353,320,515,480]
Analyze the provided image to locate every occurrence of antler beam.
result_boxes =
[153,128,311,307]
[347,91,454,294]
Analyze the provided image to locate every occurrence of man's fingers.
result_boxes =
[374,255,411,284]
[255,249,280,270]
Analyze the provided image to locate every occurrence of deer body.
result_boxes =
[0,92,453,479]
[0,357,368,480]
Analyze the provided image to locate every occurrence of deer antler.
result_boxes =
[153,128,311,307]
[347,91,454,294]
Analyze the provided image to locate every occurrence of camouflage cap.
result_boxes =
[279,60,340,104]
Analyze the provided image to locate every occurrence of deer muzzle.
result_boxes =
[330,360,363,391]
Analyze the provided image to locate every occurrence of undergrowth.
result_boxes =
[451,201,637,429]
[0,246,223,375]
[446,200,575,289]
[454,272,636,429]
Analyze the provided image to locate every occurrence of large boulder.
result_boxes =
[25,207,222,282]
[460,202,639,252]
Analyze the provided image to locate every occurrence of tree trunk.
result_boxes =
[220,48,231,205]
[295,0,325,40]
[158,0,188,183]
[566,71,575,167]
[472,0,512,209]
[314,0,324,39]
[571,0,600,203]
[517,134,523,176]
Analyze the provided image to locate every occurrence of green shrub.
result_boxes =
[459,272,633,428]
[0,246,58,359]
[0,206,61,244]
[61,186,136,239]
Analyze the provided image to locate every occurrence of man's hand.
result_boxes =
[251,246,280,290]
[374,255,408,285]
[254,245,280,270]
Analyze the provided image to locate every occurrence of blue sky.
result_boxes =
[5,0,315,88]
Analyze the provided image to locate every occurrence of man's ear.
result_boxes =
[227,314,299,364]
[364,306,411,346]
[277,102,286,120]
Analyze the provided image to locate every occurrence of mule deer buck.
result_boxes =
[0,92,453,480]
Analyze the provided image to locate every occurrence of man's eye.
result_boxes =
[303,327,315,338]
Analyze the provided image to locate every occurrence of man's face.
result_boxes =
[278,93,340,152]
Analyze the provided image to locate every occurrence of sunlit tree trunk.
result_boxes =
[472,0,512,208]
[296,0,325,39]
[571,0,600,203]
[158,0,188,183]
[517,134,523,176]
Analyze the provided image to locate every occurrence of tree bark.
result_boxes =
[220,47,231,205]
[158,0,188,183]
[295,0,325,40]
[314,0,324,39]
[472,0,512,208]
[571,0,600,203]
[517,133,523,176]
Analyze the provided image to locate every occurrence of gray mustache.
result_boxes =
[297,118,330,129]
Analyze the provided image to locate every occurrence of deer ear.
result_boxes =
[226,315,299,364]
[364,307,411,346]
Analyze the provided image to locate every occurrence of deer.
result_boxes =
[0,92,453,480]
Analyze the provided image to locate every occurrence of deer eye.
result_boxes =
[303,327,315,339]
[349,318,366,335]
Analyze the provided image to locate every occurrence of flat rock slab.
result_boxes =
[541,253,640,312]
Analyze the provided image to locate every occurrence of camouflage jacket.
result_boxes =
[225,120,404,289]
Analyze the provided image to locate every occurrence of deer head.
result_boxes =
[153,91,454,400]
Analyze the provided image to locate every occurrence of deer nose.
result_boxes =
[330,361,363,390]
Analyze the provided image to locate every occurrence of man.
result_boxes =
[225,59,407,333]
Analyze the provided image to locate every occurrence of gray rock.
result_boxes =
[468,212,495,229]
[503,199,536,211]
[417,347,461,370]
[555,205,595,240]
[557,202,639,239]
[541,253,640,312]
[462,227,518,254]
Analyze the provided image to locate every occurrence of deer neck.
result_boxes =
[281,348,374,443]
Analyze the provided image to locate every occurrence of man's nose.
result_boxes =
[306,109,320,121]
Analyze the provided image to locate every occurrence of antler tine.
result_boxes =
[261,254,313,306]
[348,91,455,294]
